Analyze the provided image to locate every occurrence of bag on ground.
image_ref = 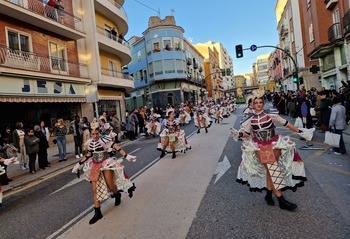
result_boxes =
[294,117,303,128]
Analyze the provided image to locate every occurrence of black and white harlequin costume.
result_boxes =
[78,134,135,201]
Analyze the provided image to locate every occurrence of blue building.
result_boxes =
[126,16,205,110]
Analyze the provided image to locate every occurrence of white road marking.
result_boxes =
[214,155,231,184]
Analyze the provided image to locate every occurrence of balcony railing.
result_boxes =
[328,22,343,42]
[100,68,134,81]
[0,45,88,78]
[4,0,84,32]
[96,26,130,47]
[343,10,350,34]
[324,0,338,10]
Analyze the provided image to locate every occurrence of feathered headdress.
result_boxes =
[246,89,265,104]
[166,107,174,117]
[90,118,99,130]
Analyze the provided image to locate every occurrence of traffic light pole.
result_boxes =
[244,45,300,91]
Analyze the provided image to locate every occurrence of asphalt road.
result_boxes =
[187,105,350,239]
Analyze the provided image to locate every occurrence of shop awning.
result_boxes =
[0,96,86,103]
[99,96,120,101]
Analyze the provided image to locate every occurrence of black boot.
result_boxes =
[160,150,166,158]
[112,191,122,206]
[128,183,136,198]
[277,195,297,211]
[172,152,176,159]
[264,190,275,206]
[197,128,200,134]
[205,128,208,133]
[89,207,103,224]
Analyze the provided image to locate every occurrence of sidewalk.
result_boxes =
[2,136,130,195]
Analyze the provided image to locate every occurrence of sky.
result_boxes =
[123,0,279,75]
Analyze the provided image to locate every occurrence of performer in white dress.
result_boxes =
[72,122,137,224]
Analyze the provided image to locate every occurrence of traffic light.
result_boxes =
[292,73,298,83]
[279,83,283,88]
[235,44,243,58]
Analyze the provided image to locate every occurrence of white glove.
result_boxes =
[3,157,19,165]
[72,163,83,173]
[297,128,315,141]
[230,128,241,141]
[125,154,137,162]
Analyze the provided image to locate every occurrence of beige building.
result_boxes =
[194,41,234,91]
[234,75,247,88]
[255,53,271,90]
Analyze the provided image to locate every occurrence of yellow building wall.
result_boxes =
[95,12,120,34]
[267,80,276,92]
[99,50,122,71]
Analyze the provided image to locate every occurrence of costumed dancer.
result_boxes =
[231,92,314,211]
[158,108,190,159]
[145,108,161,137]
[178,103,191,126]
[72,121,137,224]
[214,104,223,124]
[194,102,210,133]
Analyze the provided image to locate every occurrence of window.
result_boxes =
[148,62,154,78]
[137,51,142,60]
[49,42,67,73]
[108,60,117,77]
[167,93,174,106]
[153,60,163,75]
[7,30,30,53]
[308,23,314,43]
[174,38,182,51]
[164,59,175,74]
[163,37,172,51]
[176,59,184,73]
[153,40,160,52]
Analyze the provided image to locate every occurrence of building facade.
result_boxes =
[256,53,271,90]
[126,16,205,110]
[0,0,133,130]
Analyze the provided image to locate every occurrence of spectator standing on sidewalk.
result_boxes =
[24,128,40,174]
[34,125,50,170]
[126,110,136,140]
[12,122,27,170]
[82,117,90,149]
[71,115,84,159]
[111,113,121,143]
[0,141,12,185]
[54,118,68,162]
[329,97,347,155]
[315,91,332,133]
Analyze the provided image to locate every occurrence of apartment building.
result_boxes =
[194,43,223,100]
[195,41,234,91]
[0,0,133,129]
[256,53,271,90]
[268,49,283,92]
[126,16,205,109]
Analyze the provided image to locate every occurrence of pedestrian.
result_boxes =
[39,120,50,142]
[12,122,27,170]
[111,27,117,41]
[315,91,332,133]
[81,116,90,149]
[34,125,50,170]
[233,94,311,211]
[24,128,40,174]
[53,118,68,162]
[329,97,347,155]
[70,115,84,159]
[111,113,121,143]
[126,110,136,140]
[71,123,136,225]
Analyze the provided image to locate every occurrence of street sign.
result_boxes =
[250,44,257,52]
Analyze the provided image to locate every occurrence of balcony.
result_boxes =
[0,0,85,40]
[94,0,128,35]
[343,10,350,35]
[324,0,338,10]
[280,26,288,40]
[328,22,343,42]
[0,45,89,81]
[96,26,131,65]
[100,68,134,91]
[322,62,336,72]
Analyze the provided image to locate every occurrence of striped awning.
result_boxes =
[0,96,86,103]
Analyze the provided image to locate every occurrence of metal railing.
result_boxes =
[0,45,88,78]
[5,0,84,32]
[343,10,350,34]
[96,26,130,47]
[328,22,342,42]
[101,67,134,81]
